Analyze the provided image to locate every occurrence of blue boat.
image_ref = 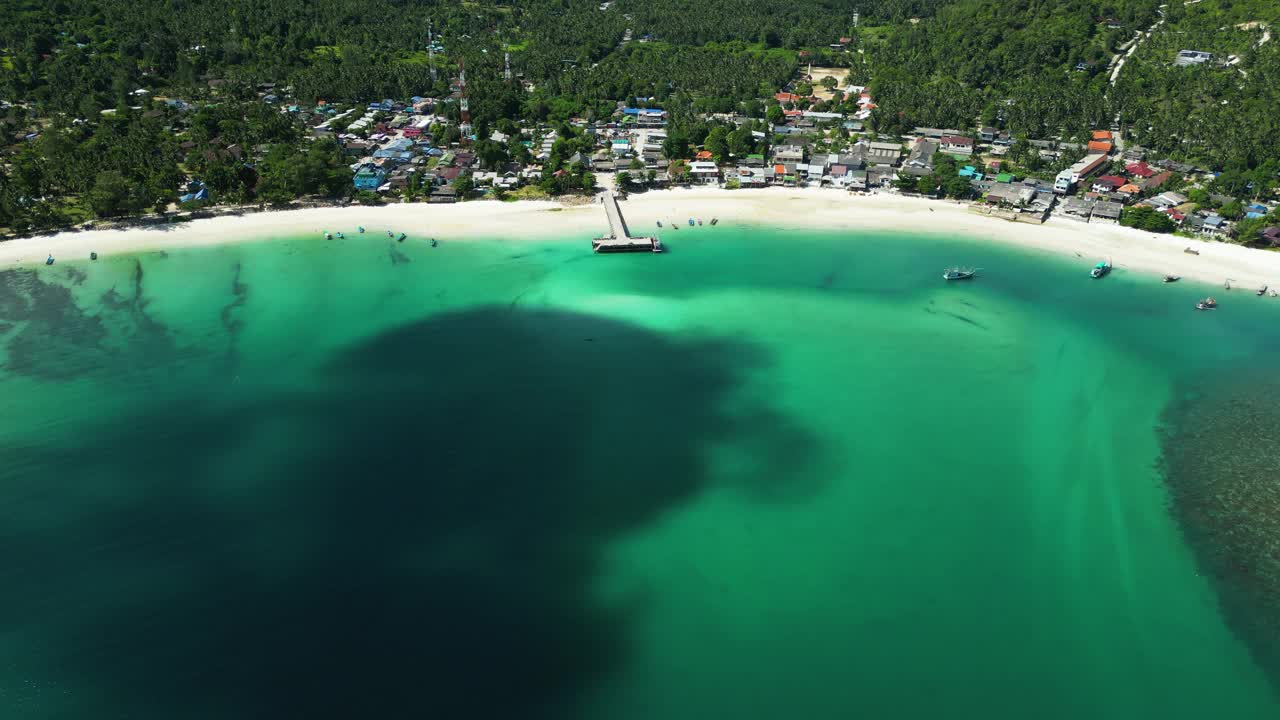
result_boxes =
[1090,259,1111,279]
[336,232,345,239]
[688,218,695,226]
[45,254,54,266]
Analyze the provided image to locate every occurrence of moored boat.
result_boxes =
[942,267,979,281]
[336,232,345,239]
[710,218,718,225]
[45,254,54,266]
[358,226,366,233]
[1090,259,1111,279]
[1196,297,1218,310]
[398,232,407,242]
[697,218,703,226]
[688,218,694,226]
[656,220,662,227]
[324,231,332,240]
[1257,285,1268,296]
[90,251,98,261]
[1163,275,1180,283]
[431,238,438,247]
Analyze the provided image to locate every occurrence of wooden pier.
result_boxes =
[593,191,662,253]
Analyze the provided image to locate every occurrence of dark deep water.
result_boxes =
[3,228,1280,718]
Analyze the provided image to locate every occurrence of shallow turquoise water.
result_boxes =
[1,223,1278,718]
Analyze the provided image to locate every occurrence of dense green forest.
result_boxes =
[2,0,1279,232]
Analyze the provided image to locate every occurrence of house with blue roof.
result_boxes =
[179,180,209,203]
[372,149,413,162]
[353,167,387,190]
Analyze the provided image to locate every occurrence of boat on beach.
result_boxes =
[1090,259,1111,279]
[656,220,662,228]
[710,218,718,225]
[1197,297,1218,310]
[1184,247,1200,255]
[688,218,695,226]
[1163,275,1180,283]
[697,218,703,226]
[942,267,979,281]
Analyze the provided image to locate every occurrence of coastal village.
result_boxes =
[129,55,1278,248]
[4,37,1278,249]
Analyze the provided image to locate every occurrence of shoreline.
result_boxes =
[4,187,1279,289]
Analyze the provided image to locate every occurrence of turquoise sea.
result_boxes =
[1,222,1279,718]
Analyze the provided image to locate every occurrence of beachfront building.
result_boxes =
[985,183,1036,207]
[354,167,387,190]
[689,161,721,184]
[1092,201,1124,223]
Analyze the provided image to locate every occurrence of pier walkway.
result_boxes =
[592,191,662,253]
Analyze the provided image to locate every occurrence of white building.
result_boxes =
[689,161,721,184]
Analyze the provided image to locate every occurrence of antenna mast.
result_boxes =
[428,22,438,83]
[458,58,472,146]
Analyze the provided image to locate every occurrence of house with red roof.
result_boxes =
[1091,175,1125,193]
[1087,139,1113,153]
[1143,171,1172,190]
[1125,161,1155,178]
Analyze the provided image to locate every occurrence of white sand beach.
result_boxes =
[5,186,1279,289]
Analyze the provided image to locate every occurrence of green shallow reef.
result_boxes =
[1,224,1279,719]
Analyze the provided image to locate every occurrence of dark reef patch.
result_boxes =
[62,265,88,286]
[0,261,180,380]
[389,244,411,265]
[0,307,817,719]
[220,261,249,337]
[0,268,108,378]
[1160,372,1280,693]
